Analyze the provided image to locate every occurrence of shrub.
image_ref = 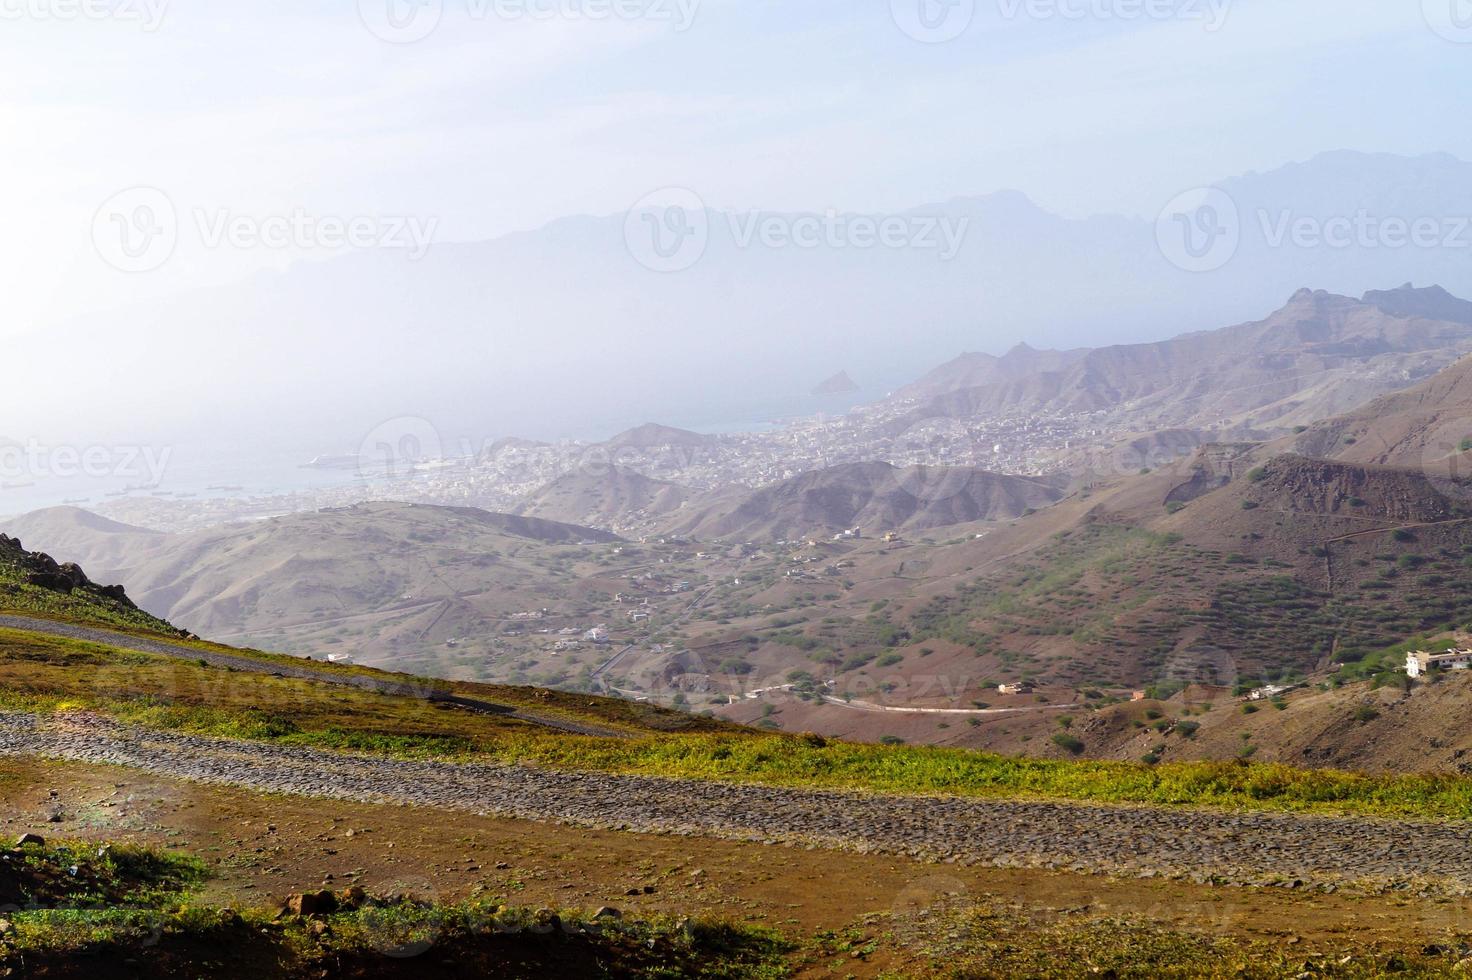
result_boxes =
[1354,705,1380,724]
[1247,467,1268,483]
[1052,733,1085,755]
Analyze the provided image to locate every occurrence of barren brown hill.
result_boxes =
[513,466,691,534]
[1286,351,1472,472]
[3,502,630,678]
[663,461,1064,541]
[602,422,719,451]
[894,284,1472,439]
[0,506,169,582]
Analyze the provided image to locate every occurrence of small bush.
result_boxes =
[1052,733,1085,755]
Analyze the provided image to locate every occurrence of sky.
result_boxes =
[3,0,1471,339]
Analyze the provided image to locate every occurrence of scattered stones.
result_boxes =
[6,710,1472,896]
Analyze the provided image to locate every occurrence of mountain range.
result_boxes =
[895,284,1472,440]
[11,151,1472,454]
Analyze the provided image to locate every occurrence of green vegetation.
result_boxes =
[0,837,206,911]
[2,845,791,978]
[1051,733,1085,754]
[0,545,178,637]
[19,617,1472,825]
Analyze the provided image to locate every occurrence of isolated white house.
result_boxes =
[1406,648,1472,678]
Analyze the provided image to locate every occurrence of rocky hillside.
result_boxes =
[1286,350,1472,472]
[0,532,177,635]
[513,466,691,534]
[663,461,1064,540]
[0,502,628,674]
[895,284,1472,438]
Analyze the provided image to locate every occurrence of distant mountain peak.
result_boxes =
[604,423,717,450]
[811,371,861,396]
[1362,283,1472,325]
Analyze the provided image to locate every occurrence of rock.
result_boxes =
[337,886,367,910]
[14,834,44,848]
[286,890,339,917]
[594,907,622,919]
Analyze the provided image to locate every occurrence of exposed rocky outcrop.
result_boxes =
[0,533,137,609]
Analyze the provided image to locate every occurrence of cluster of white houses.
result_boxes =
[1406,647,1472,678]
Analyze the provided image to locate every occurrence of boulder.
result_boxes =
[286,890,339,917]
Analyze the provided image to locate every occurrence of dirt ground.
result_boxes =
[4,757,1470,977]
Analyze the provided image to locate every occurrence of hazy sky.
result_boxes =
[2,0,1468,336]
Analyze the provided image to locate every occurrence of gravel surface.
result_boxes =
[3,710,1469,896]
[0,614,624,738]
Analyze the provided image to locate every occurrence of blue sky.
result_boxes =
[2,0,1469,334]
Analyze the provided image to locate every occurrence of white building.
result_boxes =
[1406,648,1472,678]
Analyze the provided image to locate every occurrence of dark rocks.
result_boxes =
[14,834,44,848]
